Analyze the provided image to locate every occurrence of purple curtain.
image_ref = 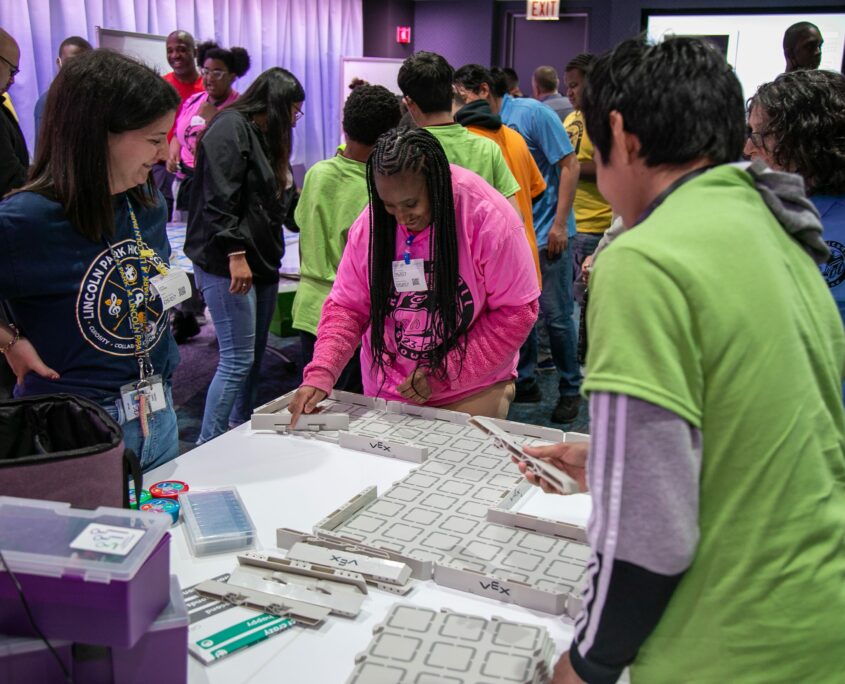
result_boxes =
[0,0,362,168]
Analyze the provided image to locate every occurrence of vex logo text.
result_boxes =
[368,441,392,452]
[479,580,511,596]
[331,555,359,567]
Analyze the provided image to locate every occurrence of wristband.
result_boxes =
[0,324,20,355]
[228,250,247,257]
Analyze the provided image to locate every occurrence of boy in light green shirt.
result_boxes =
[397,51,521,209]
[516,37,845,684]
[292,85,400,387]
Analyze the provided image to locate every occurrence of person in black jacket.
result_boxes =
[185,67,304,443]
[1,28,29,399]
[0,28,27,198]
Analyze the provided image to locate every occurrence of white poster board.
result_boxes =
[340,56,403,103]
[96,27,169,74]
[646,12,845,100]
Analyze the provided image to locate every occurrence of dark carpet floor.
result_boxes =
[171,322,590,454]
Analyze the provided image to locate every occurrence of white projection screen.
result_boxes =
[646,11,845,100]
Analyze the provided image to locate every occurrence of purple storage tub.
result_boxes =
[0,496,171,649]
[0,634,72,684]
[74,575,189,684]
[113,575,188,683]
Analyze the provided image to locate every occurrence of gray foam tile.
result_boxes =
[419,492,459,510]
[437,480,473,496]
[421,531,462,551]
[502,549,543,572]
[346,514,390,534]
[383,485,424,503]
[368,500,404,517]
[440,516,480,535]
[347,605,554,684]
[405,472,439,489]
[479,526,518,544]
[387,605,436,631]
[517,534,557,553]
[384,523,424,542]
[311,394,591,614]
[436,448,473,464]
[402,507,442,526]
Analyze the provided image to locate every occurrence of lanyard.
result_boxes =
[107,199,154,380]
[403,233,416,264]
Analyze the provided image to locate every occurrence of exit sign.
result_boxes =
[396,26,411,44]
[526,0,559,20]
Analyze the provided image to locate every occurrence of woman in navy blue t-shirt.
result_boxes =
[0,50,182,471]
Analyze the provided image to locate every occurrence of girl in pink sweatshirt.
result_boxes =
[289,127,539,423]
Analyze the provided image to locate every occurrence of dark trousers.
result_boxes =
[299,331,363,393]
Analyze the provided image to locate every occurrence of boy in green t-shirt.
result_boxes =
[292,85,400,388]
[518,37,845,684]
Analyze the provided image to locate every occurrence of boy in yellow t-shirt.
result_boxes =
[564,53,612,304]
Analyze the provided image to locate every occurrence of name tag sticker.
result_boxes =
[70,523,145,556]
[392,259,427,292]
[150,268,192,310]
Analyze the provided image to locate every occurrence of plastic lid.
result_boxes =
[141,498,180,525]
[149,481,189,500]
[0,496,170,584]
[149,575,189,632]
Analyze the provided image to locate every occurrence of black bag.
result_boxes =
[0,394,141,509]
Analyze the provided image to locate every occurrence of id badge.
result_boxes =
[392,259,427,292]
[150,268,192,311]
[120,375,167,421]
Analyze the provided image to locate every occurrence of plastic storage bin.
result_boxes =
[73,575,189,684]
[181,487,257,556]
[0,635,73,684]
[0,496,171,648]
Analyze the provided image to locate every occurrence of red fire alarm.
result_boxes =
[396,26,412,44]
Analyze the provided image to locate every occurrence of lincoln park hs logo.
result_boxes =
[75,239,168,356]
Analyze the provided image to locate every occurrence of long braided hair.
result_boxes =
[366,127,466,381]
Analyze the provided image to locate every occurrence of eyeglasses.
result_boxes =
[293,107,304,122]
[0,55,19,79]
[746,127,772,149]
[200,67,228,80]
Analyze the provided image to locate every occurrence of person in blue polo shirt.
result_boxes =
[488,67,581,423]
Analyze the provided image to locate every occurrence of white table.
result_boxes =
[146,423,595,684]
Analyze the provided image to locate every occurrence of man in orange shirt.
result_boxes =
[453,64,546,287]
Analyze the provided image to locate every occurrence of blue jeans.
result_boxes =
[100,384,179,473]
[194,266,278,444]
[517,245,582,396]
[572,232,603,306]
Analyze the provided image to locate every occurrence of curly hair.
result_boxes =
[197,40,251,77]
[343,85,401,146]
[749,70,845,195]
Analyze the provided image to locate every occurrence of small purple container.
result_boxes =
[0,496,171,649]
[73,575,189,684]
[0,635,73,684]
[113,575,188,683]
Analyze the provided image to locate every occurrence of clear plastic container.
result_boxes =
[180,487,257,557]
[0,495,169,582]
[0,496,171,647]
[0,635,72,684]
